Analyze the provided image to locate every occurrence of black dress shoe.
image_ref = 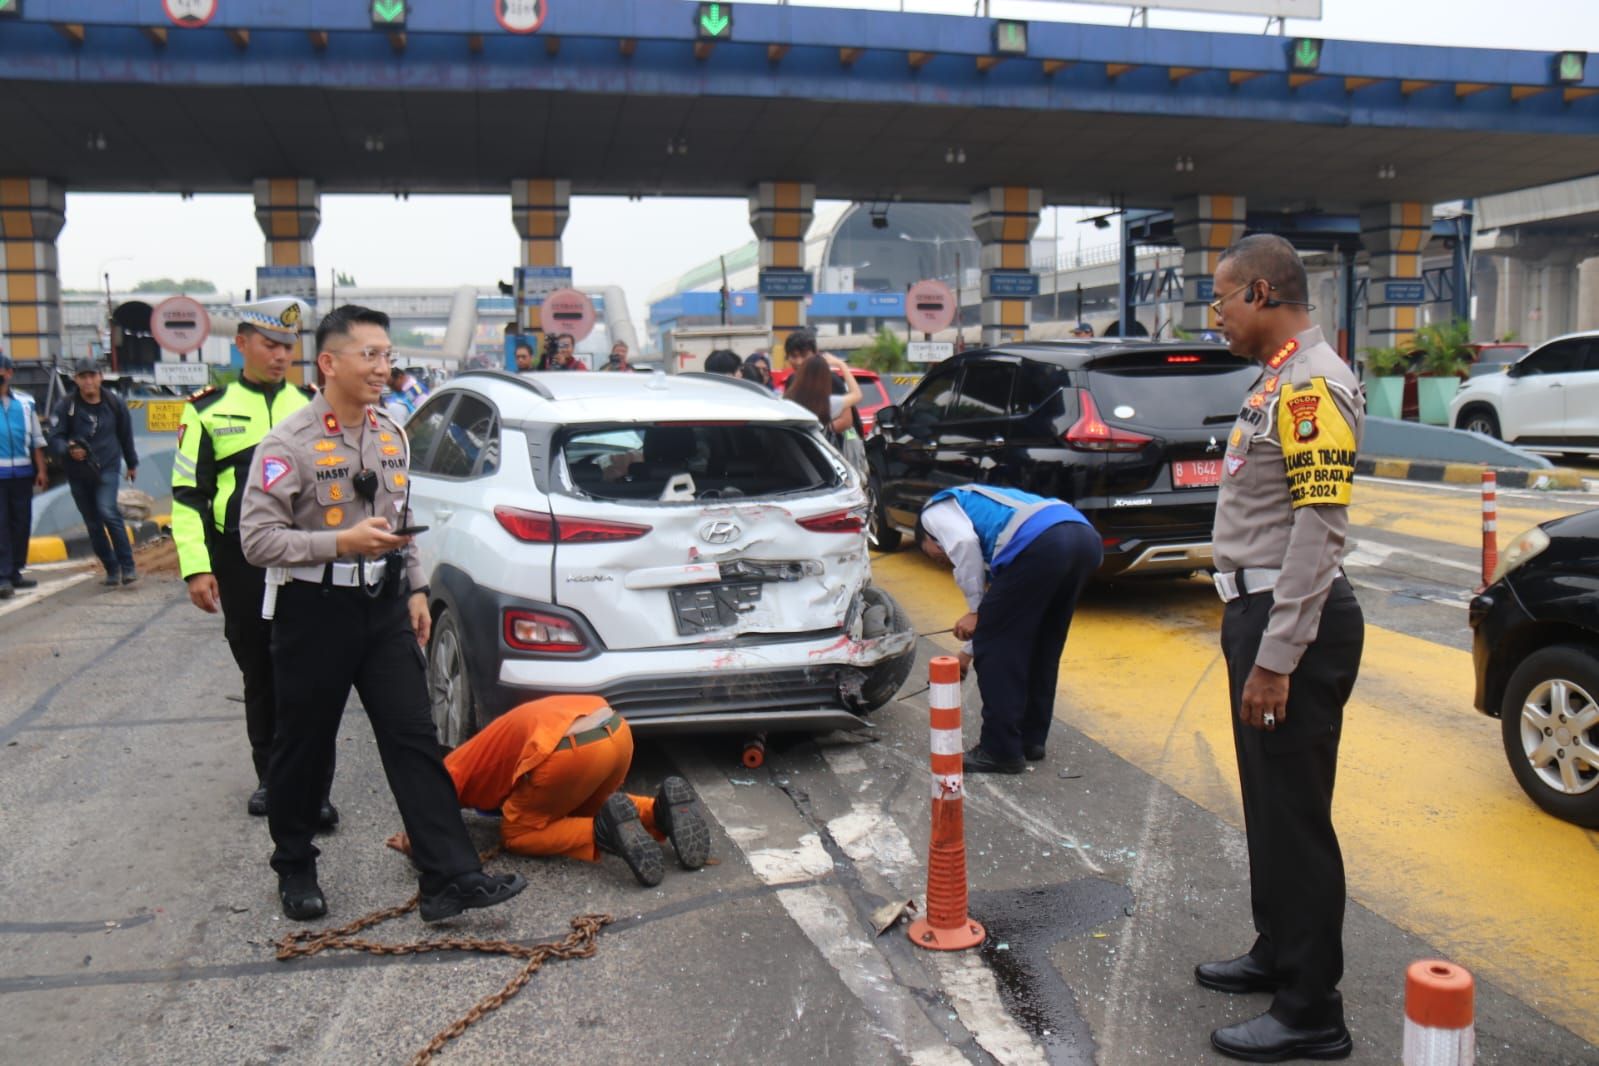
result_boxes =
[1196,953,1278,994]
[279,870,327,921]
[317,800,340,832]
[10,575,37,590]
[1211,1010,1352,1062]
[595,792,665,886]
[962,746,1025,775]
[654,776,711,870]
[247,786,269,817]
[1023,744,1046,762]
[420,871,527,923]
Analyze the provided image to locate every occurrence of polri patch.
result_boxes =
[262,456,291,491]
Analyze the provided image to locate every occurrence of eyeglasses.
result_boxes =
[1208,279,1263,315]
[341,346,395,364]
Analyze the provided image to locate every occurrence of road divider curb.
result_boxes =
[1402,959,1475,1065]
[1358,456,1585,491]
[27,515,170,567]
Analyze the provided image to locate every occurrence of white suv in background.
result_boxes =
[403,370,916,747]
[1450,331,1599,457]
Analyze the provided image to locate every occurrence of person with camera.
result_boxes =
[241,304,525,923]
[0,352,49,599]
[48,359,138,587]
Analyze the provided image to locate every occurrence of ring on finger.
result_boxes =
[1263,713,1276,727]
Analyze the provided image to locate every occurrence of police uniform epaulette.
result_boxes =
[296,384,317,400]
[188,385,222,409]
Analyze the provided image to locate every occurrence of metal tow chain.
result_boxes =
[272,850,613,1065]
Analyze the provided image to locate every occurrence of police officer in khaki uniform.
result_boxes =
[171,297,338,822]
[1196,235,1363,1062]
[240,304,525,923]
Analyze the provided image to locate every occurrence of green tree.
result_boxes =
[335,271,357,287]
[851,327,911,373]
[132,277,216,294]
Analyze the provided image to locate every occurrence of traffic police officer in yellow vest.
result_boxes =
[241,304,525,922]
[171,296,336,826]
[1197,234,1364,1063]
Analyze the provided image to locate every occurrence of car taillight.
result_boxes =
[504,609,587,653]
[1064,391,1153,452]
[1165,354,1202,364]
[797,508,864,534]
[494,506,650,544]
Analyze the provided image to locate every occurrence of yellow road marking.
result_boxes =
[1351,480,1588,551]
[874,548,1599,1045]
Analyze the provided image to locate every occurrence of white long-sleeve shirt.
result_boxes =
[921,497,987,654]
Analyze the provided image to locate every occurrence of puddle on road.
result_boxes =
[970,879,1133,1066]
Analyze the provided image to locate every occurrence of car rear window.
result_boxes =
[1084,352,1255,429]
[558,423,844,502]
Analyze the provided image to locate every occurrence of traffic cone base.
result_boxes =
[907,915,985,950]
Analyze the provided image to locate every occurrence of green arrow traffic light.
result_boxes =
[0,0,20,18]
[371,0,405,26]
[697,2,732,39]
[1555,51,1587,84]
[1291,37,1322,72]
[994,19,1028,57]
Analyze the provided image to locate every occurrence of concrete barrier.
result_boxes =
[1362,417,1552,470]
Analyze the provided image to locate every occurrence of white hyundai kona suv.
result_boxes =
[403,369,916,747]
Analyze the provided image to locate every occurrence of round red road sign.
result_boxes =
[163,0,218,27]
[906,279,957,334]
[495,0,548,34]
[540,288,596,341]
[151,296,212,353]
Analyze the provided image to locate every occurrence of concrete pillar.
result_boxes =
[1472,256,1499,341]
[511,178,570,346]
[748,181,814,351]
[1576,256,1599,332]
[0,177,66,363]
[253,179,320,380]
[1494,256,1528,342]
[1541,251,1579,340]
[1359,202,1432,350]
[970,186,1041,346]
[1172,194,1246,332]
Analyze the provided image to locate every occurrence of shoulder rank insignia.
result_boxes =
[1266,338,1299,370]
[188,385,218,403]
[366,408,380,429]
[323,412,341,435]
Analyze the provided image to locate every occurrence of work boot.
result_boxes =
[653,776,711,870]
[10,575,37,590]
[102,569,120,587]
[1024,744,1047,762]
[963,745,1025,775]
[595,792,664,887]
[419,871,527,923]
[278,870,327,921]
[317,799,340,832]
[0,582,11,600]
[247,786,269,817]
[120,568,139,586]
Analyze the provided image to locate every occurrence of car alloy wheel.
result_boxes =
[1501,645,1599,827]
[1460,408,1500,438]
[427,612,474,750]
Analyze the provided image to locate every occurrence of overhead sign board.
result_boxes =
[151,296,212,353]
[256,265,317,307]
[162,0,217,27]
[905,279,957,334]
[983,271,1041,299]
[758,270,814,298]
[516,265,574,299]
[154,362,210,388]
[540,287,597,340]
[1383,281,1427,305]
[1195,278,1215,302]
[495,0,547,34]
[1038,0,1319,15]
[907,342,955,365]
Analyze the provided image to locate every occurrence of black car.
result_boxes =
[866,340,1256,577]
[1468,507,1599,828]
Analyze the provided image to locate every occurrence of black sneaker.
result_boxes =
[278,870,327,921]
[0,583,11,600]
[963,745,1026,775]
[10,575,37,590]
[653,776,710,870]
[102,570,120,587]
[120,569,139,586]
[595,792,664,887]
[1024,744,1047,762]
[419,871,527,923]
[317,800,339,832]
[247,786,269,817]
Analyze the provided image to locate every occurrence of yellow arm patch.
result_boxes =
[1277,377,1356,508]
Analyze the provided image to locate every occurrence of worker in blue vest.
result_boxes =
[915,485,1102,774]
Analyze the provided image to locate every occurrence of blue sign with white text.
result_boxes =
[985,271,1040,298]
[1195,278,1215,302]
[759,270,814,297]
[1383,280,1427,304]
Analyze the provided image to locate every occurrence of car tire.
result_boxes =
[856,587,916,711]
[1499,644,1599,828]
[428,609,479,750]
[868,473,902,552]
[1457,405,1500,439]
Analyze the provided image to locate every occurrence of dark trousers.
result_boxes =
[972,521,1103,762]
[0,475,32,582]
[68,466,134,574]
[212,533,337,791]
[1222,578,1363,1029]
[267,581,479,892]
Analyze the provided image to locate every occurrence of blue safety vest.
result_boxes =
[0,391,43,479]
[927,484,1089,571]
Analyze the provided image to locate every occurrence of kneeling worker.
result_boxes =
[390,695,711,887]
[916,485,1102,774]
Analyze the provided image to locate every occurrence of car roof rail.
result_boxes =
[453,368,554,400]
[677,371,777,399]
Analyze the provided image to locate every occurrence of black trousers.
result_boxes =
[213,534,303,786]
[1222,577,1363,1029]
[267,581,479,892]
[972,521,1103,762]
[0,475,32,582]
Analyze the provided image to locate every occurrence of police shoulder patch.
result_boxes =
[1277,377,1356,509]
[261,455,292,491]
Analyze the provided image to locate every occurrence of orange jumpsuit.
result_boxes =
[444,695,661,862]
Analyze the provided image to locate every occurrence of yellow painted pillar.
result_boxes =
[748,181,814,352]
[252,178,320,381]
[971,186,1041,346]
[1173,194,1247,332]
[1361,202,1433,350]
[0,177,66,363]
[511,179,570,352]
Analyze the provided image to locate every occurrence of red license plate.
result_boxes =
[1171,459,1223,488]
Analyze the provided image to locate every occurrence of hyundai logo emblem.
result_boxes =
[699,520,741,544]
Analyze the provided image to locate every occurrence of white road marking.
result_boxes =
[0,573,94,620]
[827,805,919,888]
[929,953,1047,1065]
[745,832,836,885]
[1346,536,1479,574]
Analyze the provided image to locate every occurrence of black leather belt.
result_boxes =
[556,713,622,752]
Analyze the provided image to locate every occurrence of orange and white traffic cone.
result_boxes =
[1402,959,1475,1066]
[907,655,986,951]
[1481,471,1498,588]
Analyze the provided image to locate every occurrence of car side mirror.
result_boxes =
[874,404,901,430]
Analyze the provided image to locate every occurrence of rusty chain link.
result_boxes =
[272,850,613,1064]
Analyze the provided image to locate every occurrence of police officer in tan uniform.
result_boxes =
[241,304,525,923]
[1196,235,1363,1062]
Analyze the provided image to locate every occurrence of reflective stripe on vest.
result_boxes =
[928,484,1062,567]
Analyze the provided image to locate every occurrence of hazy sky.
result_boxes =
[55,0,1599,342]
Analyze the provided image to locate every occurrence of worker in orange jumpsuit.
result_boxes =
[389,695,710,886]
